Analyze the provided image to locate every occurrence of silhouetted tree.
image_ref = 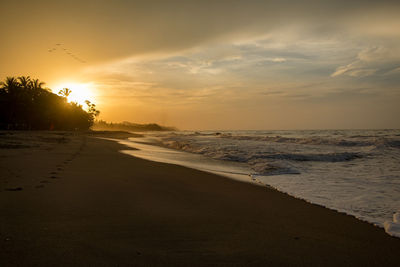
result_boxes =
[0,76,98,130]
[58,88,72,98]
[93,120,176,131]
[17,76,31,89]
[31,79,46,90]
[85,100,100,122]
[0,76,19,93]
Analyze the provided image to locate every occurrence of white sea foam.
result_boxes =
[119,129,400,238]
[384,212,400,238]
[118,139,255,184]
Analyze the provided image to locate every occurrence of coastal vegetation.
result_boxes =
[94,120,176,132]
[0,76,99,130]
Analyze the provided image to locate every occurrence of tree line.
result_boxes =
[0,76,99,130]
[94,120,176,132]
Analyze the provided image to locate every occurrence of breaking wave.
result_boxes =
[160,138,365,176]
[124,129,400,238]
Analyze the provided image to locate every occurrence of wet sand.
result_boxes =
[1,131,400,266]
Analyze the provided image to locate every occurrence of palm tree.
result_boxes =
[30,78,48,99]
[58,88,72,98]
[17,76,32,89]
[31,79,45,90]
[0,77,24,128]
[1,76,99,130]
[0,76,20,93]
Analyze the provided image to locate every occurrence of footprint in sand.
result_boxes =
[5,187,23,191]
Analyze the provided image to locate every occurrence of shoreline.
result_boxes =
[1,131,400,266]
[117,135,399,237]
[120,131,400,239]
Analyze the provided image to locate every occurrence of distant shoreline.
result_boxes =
[93,120,177,132]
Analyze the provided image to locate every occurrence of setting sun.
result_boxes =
[1,1,400,265]
[55,82,96,106]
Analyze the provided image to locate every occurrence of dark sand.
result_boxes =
[1,131,400,266]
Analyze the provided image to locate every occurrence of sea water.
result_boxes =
[119,129,400,238]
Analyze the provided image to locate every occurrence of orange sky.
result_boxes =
[1,0,400,130]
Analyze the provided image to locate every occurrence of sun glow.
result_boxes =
[54,82,97,106]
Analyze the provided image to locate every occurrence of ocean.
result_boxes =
[118,129,400,238]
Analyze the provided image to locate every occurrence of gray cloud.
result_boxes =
[331,46,400,77]
[2,0,400,63]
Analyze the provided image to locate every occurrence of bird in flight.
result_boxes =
[47,43,86,63]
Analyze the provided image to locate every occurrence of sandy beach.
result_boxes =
[1,131,400,266]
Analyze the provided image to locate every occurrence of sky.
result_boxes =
[1,0,400,130]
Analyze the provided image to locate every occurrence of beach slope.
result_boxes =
[1,132,400,266]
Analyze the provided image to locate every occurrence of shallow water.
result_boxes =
[119,129,400,237]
